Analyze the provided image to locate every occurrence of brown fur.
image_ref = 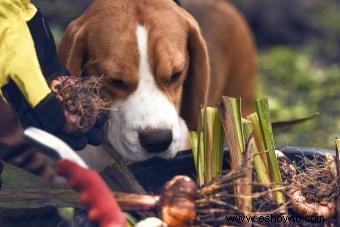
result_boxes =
[59,0,256,130]
[182,0,257,117]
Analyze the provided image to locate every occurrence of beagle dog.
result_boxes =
[59,0,256,165]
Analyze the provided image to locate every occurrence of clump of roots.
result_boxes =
[293,154,338,203]
[193,170,242,226]
[193,169,284,226]
[277,152,338,219]
[193,151,339,226]
[51,76,111,133]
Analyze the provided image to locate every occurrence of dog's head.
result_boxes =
[59,0,210,162]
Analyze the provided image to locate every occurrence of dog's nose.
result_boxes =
[138,129,173,153]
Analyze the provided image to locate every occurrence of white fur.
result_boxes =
[106,25,189,162]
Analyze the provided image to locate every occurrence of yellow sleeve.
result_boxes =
[0,0,52,108]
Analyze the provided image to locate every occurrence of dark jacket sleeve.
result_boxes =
[0,0,67,132]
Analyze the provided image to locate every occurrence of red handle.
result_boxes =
[56,159,127,227]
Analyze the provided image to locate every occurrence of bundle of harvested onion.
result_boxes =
[50,76,111,133]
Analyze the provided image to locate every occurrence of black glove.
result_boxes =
[57,114,107,150]
[88,112,107,145]
[3,81,107,151]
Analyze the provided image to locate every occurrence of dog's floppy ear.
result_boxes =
[59,18,87,77]
[180,13,210,130]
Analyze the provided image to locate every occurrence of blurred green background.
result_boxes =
[33,0,340,149]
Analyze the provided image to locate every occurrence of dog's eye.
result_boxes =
[109,78,129,90]
[167,72,181,85]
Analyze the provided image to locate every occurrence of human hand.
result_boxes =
[50,76,109,149]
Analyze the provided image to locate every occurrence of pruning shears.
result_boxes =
[24,127,88,168]
[23,127,127,227]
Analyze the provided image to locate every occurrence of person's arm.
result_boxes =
[0,0,105,150]
[0,0,66,133]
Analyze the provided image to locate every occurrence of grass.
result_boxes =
[259,47,340,149]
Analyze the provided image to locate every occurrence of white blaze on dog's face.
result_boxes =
[59,0,210,162]
[107,26,189,161]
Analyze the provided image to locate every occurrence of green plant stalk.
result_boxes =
[190,131,199,173]
[242,118,253,141]
[198,131,205,185]
[240,121,254,219]
[255,98,286,205]
[191,107,224,186]
[246,114,272,198]
[244,121,272,199]
[219,97,244,171]
[247,113,268,169]
[218,97,244,206]
[253,145,272,187]
[197,108,206,186]
[190,130,205,185]
[203,107,212,182]
[243,120,270,185]
[212,108,225,178]
[203,107,224,184]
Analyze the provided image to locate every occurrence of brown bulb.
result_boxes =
[160,175,197,227]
